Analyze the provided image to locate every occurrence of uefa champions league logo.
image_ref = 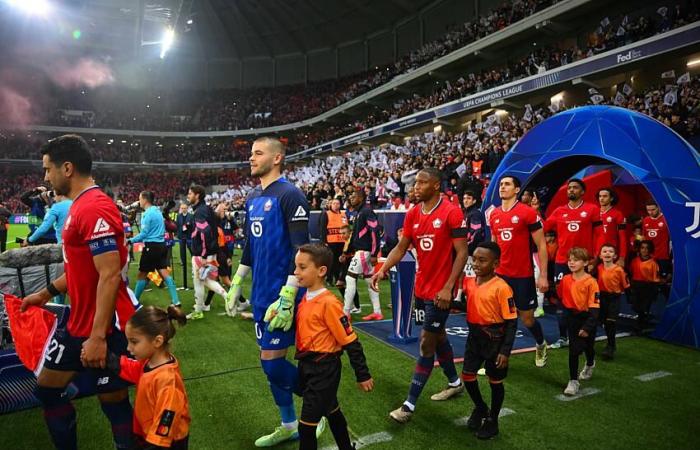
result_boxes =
[686,202,700,238]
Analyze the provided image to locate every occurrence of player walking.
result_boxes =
[593,188,627,265]
[371,168,468,423]
[22,135,139,449]
[226,137,326,447]
[488,176,549,366]
[544,179,600,348]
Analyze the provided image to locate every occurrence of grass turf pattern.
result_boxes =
[1,226,698,449]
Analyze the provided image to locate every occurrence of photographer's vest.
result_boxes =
[325,210,347,244]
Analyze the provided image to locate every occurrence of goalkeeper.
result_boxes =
[227,137,324,447]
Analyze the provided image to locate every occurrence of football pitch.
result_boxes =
[1,227,699,449]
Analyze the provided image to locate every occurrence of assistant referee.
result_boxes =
[129,190,180,306]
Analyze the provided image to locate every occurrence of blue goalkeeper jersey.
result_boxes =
[242,177,310,321]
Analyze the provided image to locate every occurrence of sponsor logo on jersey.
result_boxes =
[294,206,307,218]
[93,218,110,234]
[156,410,175,437]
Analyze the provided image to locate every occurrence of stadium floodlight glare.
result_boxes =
[6,0,52,16]
[687,58,700,67]
[160,27,175,59]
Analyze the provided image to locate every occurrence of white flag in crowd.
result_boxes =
[663,89,677,106]
[591,94,605,104]
[622,83,633,96]
[677,72,691,84]
[614,91,626,105]
[616,26,626,37]
[661,70,676,79]
[600,17,610,27]
[467,131,479,141]
[622,15,629,26]
[455,163,467,178]
[588,88,599,95]
[657,6,668,17]
[486,125,500,137]
[548,103,560,113]
[486,114,499,125]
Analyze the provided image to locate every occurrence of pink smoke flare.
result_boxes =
[0,87,33,128]
[47,58,115,89]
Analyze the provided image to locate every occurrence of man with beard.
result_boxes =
[545,179,600,348]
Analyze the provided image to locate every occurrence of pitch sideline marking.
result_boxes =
[454,408,516,426]
[320,431,393,450]
[555,387,601,402]
[634,371,672,382]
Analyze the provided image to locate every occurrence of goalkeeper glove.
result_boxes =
[225,274,244,317]
[264,285,298,332]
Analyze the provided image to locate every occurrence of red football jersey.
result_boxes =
[593,207,627,258]
[62,186,137,337]
[489,201,541,278]
[402,199,467,300]
[642,214,670,260]
[545,202,600,263]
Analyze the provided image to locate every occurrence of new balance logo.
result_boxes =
[96,376,110,386]
[294,206,307,218]
[270,338,281,345]
[685,202,700,238]
[93,218,111,233]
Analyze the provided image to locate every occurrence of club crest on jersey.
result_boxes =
[511,216,519,224]
[432,218,443,229]
[607,216,613,222]
[264,199,272,211]
[495,219,500,224]
[249,205,254,212]
[580,211,588,218]
[658,222,664,227]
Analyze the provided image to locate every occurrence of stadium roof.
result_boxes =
[191,0,437,59]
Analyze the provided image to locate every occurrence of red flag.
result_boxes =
[4,294,57,375]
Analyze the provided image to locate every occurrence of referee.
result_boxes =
[129,191,180,307]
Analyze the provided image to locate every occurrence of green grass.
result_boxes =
[1,224,700,449]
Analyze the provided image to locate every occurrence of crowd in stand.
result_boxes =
[2,71,697,215]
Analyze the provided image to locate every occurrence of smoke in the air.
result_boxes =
[46,57,115,89]
[0,87,33,128]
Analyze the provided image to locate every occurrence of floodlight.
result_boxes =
[160,28,175,59]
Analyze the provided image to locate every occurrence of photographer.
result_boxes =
[21,193,72,245]
[128,190,181,307]
[20,186,56,243]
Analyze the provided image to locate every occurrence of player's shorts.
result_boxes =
[43,328,131,393]
[139,242,169,272]
[255,319,296,350]
[498,275,536,311]
[298,357,341,424]
[347,251,374,278]
[554,263,571,284]
[462,324,508,381]
[657,259,672,278]
[599,292,621,321]
[419,299,450,333]
[216,248,232,278]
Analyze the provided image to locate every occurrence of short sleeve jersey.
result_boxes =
[560,274,600,312]
[296,289,357,354]
[642,214,670,260]
[119,356,190,447]
[630,257,660,282]
[245,178,310,320]
[61,187,137,337]
[402,199,467,300]
[465,276,517,326]
[546,202,600,263]
[593,207,627,257]
[488,202,541,278]
[596,264,629,294]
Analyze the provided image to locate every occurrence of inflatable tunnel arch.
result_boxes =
[483,106,700,348]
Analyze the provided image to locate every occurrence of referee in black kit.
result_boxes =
[176,202,193,289]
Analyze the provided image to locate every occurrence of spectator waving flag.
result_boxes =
[622,83,633,96]
[591,94,605,104]
[677,72,691,84]
[661,70,675,79]
[664,89,678,106]
[614,91,626,105]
